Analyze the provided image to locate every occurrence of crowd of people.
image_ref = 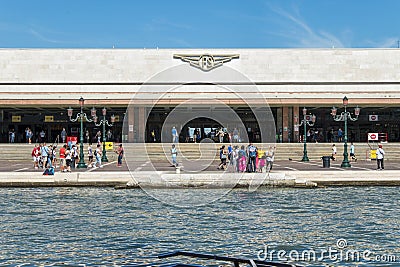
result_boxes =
[169,126,250,144]
[217,143,276,173]
[6,127,117,144]
[30,141,124,174]
[168,141,276,173]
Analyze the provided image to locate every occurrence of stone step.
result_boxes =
[1,143,397,161]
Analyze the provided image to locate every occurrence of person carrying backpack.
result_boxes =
[247,143,257,172]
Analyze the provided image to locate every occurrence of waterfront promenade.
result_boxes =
[1,143,400,188]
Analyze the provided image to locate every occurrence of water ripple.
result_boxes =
[0,187,399,266]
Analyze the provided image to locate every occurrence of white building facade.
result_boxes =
[1,48,400,143]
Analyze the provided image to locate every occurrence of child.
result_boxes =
[258,152,267,173]
[238,145,247,172]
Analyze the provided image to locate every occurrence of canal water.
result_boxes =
[0,187,399,266]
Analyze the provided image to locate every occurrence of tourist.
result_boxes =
[185,127,190,143]
[26,128,33,144]
[71,145,78,169]
[87,144,94,168]
[231,145,239,172]
[376,144,385,170]
[94,144,103,168]
[258,150,267,173]
[107,129,112,141]
[210,128,215,142]
[331,144,337,161]
[9,129,15,143]
[49,145,57,168]
[238,145,247,172]
[170,144,178,167]
[227,144,236,171]
[232,128,239,143]
[116,144,124,167]
[48,145,54,168]
[350,142,357,162]
[85,130,90,144]
[96,130,101,144]
[65,147,72,172]
[227,144,233,166]
[195,128,201,143]
[266,146,275,172]
[39,130,46,143]
[31,144,40,169]
[40,143,49,169]
[171,126,178,143]
[313,130,319,143]
[217,145,227,170]
[218,128,224,143]
[61,128,67,143]
[247,143,257,172]
[59,144,66,172]
[192,129,197,143]
[338,128,343,142]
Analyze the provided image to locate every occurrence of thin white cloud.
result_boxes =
[364,37,399,48]
[29,29,64,44]
[267,4,345,48]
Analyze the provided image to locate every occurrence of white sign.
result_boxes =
[368,132,379,141]
[129,124,134,132]
[369,115,379,121]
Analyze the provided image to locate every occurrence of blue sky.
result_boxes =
[1,0,399,48]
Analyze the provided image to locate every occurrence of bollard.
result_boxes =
[175,166,181,174]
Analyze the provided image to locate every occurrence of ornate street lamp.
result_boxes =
[92,107,115,162]
[297,107,316,161]
[67,97,95,168]
[331,96,360,168]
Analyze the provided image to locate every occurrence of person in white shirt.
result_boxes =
[350,142,357,162]
[170,144,178,167]
[376,144,385,170]
[331,144,337,161]
[94,144,103,168]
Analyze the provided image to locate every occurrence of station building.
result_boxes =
[1,48,400,143]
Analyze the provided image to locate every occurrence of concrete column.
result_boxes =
[282,106,289,142]
[293,105,300,143]
[138,107,146,143]
[127,106,135,143]
[276,107,282,143]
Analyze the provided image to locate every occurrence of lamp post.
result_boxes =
[92,107,115,162]
[297,107,316,161]
[331,96,360,168]
[67,97,95,169]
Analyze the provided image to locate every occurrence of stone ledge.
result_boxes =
[1,171,400,188]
